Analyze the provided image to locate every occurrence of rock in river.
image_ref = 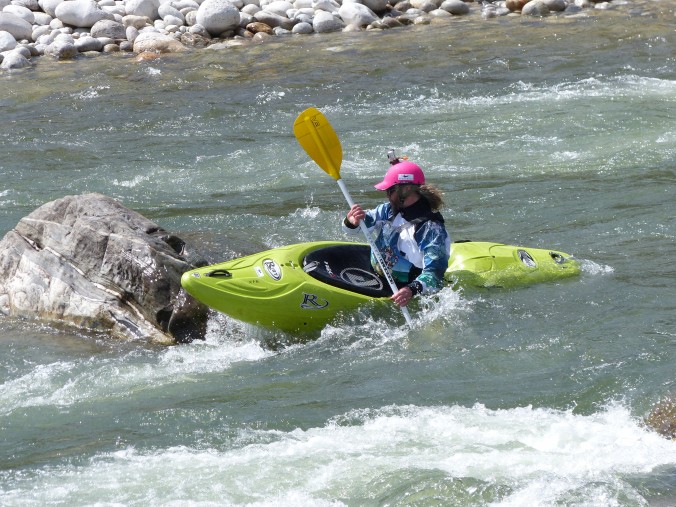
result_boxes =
[0,193,209,344]
[53,0,114,28]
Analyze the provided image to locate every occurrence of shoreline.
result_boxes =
[0,0,657,70]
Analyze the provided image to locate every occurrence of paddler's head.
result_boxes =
[374,159,425,211]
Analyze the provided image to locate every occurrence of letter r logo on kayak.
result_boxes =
[300,293,329,310]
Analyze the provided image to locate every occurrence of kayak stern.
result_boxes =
[446,241,580,289]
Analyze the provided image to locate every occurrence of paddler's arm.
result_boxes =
[343,202,390,233]
[405,221,451,296]
[394,221,449,306]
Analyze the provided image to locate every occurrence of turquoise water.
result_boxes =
[1,3,675,505]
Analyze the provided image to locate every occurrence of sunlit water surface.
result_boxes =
[1,3,675,505]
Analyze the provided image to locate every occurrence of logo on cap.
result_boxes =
[397,174,415,182]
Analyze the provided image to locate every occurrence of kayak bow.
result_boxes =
[181,241,580,333]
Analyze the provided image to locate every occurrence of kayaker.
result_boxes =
[342,154,451,307]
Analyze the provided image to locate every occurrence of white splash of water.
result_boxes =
[1,403,673,506]
[111,174,151,188]
[0,314,271,416]
[580,259,615,276]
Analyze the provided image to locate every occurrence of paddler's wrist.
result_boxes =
[407,281,423,296]
[343,216,359,229]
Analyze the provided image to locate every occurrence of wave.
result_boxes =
[1,403,673,506]
[330,75,676,122]
[0,317,271,416]
[0,284,472,418]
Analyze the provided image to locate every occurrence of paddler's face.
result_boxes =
[386,185,415,211]
[386,186,400,210]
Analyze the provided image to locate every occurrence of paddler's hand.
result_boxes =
[391,286,413,307]
[346,204,366,227]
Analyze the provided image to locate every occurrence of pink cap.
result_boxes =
[374,161,425,190]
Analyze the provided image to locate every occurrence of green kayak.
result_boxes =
[181,241,580,333]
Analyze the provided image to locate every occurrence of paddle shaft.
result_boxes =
[336,179,413,327]
[295,107,413,327]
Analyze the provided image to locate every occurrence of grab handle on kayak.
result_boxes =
[206,269,232,278]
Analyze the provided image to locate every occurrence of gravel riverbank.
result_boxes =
[0,0,656,70]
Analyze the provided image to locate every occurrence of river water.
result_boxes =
[1,2,675,505]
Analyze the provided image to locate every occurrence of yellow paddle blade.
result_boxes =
[294,107,343,180]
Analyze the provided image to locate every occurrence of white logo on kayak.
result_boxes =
[263,259,282,281]
[340,268,384,290]
[301,293,329,310]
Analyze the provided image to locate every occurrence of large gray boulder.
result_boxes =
[15,0,40,9]
[3,5,35,24]
[125,0,160,18]
[0,50,31,69]
[312,0,339,13]
[132,31,188,53]
[312,10,343,33]
[54,0,114,28]
[440,0,470,14]
[253,10,297,30]
[196,0,240,36]
[75,34,104,51]
[90,19,126,39]
[0,30,16,52]
[0,12,32,40]
[522,0,550,16]
[0,193,209,344]
[38,0,64,17]
[44,37,78,58]
[338,1,378,27]
[360,0,388,13]
[543,0,566,11]
[263,0,293,16]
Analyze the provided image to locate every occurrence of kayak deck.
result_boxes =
[181,240,581,333]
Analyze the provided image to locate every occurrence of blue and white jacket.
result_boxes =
[343,198,451,295]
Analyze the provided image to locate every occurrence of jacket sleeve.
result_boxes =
[341,217,360,234]
[410,220,451,294]
[341,203,388,235]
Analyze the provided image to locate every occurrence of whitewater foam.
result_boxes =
[0,315,271,416]
[1,403,673,506]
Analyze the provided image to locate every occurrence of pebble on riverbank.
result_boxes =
[0,0,617,71]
